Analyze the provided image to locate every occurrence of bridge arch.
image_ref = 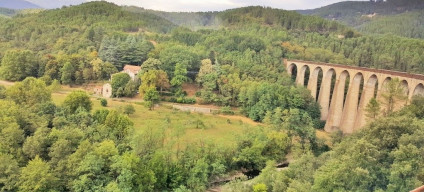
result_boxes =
[299,65,310,86]
[307,66,323,100]
[401,80,409,96]
[288,63,297,82]
[413,83,424,97]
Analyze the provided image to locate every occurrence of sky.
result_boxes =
[88,0,368,12]
[26,0,368,11]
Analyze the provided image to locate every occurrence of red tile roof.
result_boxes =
[123,65,141,74]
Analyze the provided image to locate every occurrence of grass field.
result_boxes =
[52,88,260,147]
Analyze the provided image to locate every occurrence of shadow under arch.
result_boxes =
[413,83,424,97]
[288,63,297,82]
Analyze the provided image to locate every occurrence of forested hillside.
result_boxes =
[299,0,424,39]
[0,2,175,55]
[0,8,17,17]
[129,6,348,33]
[356,10,424,39]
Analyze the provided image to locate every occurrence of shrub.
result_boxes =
[221,106,235,115]
[123,104,135,115]
[195,91,201,97]
[0,85,6,99]
[165,97,196,104]
[253,183,267,192]
[100,98,108,107]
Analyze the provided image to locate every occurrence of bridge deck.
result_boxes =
[287,59,424,81]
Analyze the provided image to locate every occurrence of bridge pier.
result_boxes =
[307,67,320,100]
[325,71,348,132]
[317,69,334,120]
[340,74,362,134]
[354,75,378,130]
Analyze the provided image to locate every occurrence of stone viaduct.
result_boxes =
[284,59,424,134]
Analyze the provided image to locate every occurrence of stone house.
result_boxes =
[123,65,141,80]
[102,83,112,98]
[93,86,103,96]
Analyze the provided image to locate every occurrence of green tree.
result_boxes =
[283,109,316,150]
[6,77,51,107]
[18,156,57,192]
[365,97,381,119]
[0,50,39,81]
[73,141,118,192]
[144,87,160,110]
[63,91,93,113]
[139,70,170,96]
[0,121,24,158]
[187,158,209,191]
[0,154,20,191]
[123,80,140,97]
[104,111,134,143]
[61,61,75,85]
[381,78,408,115]
[171,63,188,87]
[140,58,163,75]
[111,73,131,97]
[196,59,213,84]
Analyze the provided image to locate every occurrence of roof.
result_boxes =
[123,65,141,74]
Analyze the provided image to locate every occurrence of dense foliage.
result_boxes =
[0,78,299,191]
[225,96,424,191]
[357,10,424,39]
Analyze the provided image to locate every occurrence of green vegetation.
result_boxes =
[1,1,424,191]
[225,96,424,191]
[299,0,424,39]
[100,98,108,107]
[357,10,424,39]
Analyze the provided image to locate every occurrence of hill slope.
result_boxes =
[298,0,424,38]
[127,6,349,34]
[357,10,424,39]
[0,7,17,17]
[0,1,176,54]
[0,0,40,9]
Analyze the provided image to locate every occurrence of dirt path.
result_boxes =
[0,80,15,87]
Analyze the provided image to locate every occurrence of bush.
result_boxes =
[221,106,235,115]
[0,85,6,99]
[144,101,153,110]
[123,104,135,115]
[195,91,201,97]
[100,99,108,107]
[314,119,326,129]
[253,183,267,192]
[166,97,196,104]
